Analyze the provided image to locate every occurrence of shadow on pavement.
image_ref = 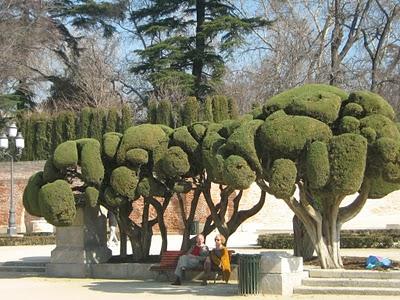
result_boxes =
[84,280,238,296]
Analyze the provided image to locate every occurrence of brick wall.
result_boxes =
[0,161,46,234]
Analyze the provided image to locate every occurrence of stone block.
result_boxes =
[50,206,111,264]
[92,263,129,278]
[260,251,303,274]
[46,263,91,278]
[260,272,304,296]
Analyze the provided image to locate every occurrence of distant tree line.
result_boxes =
[147,95,239,128]
[16,105,133,161]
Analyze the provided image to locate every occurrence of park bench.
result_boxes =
[149,249,235,282]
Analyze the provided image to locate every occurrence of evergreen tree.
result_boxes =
[64,111,76,141]
[131,1,270,100]
[90,108,106,141]
[79,107,92,138]
[204,96,214,122]
[156,100,173,127]
[35,115,49,160]
[106,108,119,132]
[228,97,239,119]
[121,104,133,132]
[181,97,200,126]
[147,99,157,124]
[53,113,65,148]
[212,95,229,123]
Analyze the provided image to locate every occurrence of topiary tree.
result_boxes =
[120,104,133,132]
[23,138,104,226]
[156,100,173,127]
[23,84,400,268]
[106,108,118,133]
[201,84,400,268]
[79,107,92,138]
[181,97,200,126]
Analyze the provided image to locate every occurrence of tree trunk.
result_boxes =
[293,215,314,260]
[193,0,206,99]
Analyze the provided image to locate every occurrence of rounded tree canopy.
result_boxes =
[38,180,76,226]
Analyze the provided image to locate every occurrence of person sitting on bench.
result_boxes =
[171,233,209,285]
[202,233,231,286]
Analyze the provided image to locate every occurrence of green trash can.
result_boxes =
[238,254,261,295]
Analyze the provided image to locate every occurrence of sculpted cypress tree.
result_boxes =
[79,107,92,138]
[201,84,400,268]
[23,84,400,268]
[181,97,200,126]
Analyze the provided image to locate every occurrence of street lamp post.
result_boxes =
[0,122,25,237]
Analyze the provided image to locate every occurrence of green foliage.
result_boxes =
[202,131,226,183]
[342,102,364,118]
[204,97,214,121]
[306,141,330,189]
[103,132,122,160]
[147,99,157,124]
[158,146,190,178]
[189,123,207,142]
[38,180,76,226]
[348,91,395,120]
[338,116,360,134]
[228,97,239,119]
[43,157,62,183]
[35,116,50,160]
[212,95,230,123]
[156,100,173,127]
[77,139,104,186]
[121,105,133,132]
[263,84,348,124]
[360,114,400,140]
[137,176,166,197]
[361,127,377,143]
[85,187,99,208]
[52,113,64,149]
[224,119,264,174]
[327,134,367,195]
[90,108,106,141]
[20,116,34,161]
[106,108,119,133]
[223,155,256,190]
[64,111,76,140]
[258,112,332,160]
[110,166,138,198]
[130,1,269,99]
[270,159,297,199]
[23,171,44,217]
[116,124,168,165]
[172,126,199,154]
[181,97,200,125]
[126,148,149,165]
[104,187,124,207]
[258,234,294,249]
[79,107,92,138]
[53,141,78,170]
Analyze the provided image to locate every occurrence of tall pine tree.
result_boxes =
[130,1,270,100]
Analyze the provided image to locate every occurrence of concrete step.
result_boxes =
[302,277,400,288]
[308,269,400,279]
[2,261,47,267]
[294,286,400,296]
[0,265,46,273]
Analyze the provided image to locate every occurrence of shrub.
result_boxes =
[38,180,76,226]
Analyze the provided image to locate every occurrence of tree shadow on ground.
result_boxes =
[84,280,238,296]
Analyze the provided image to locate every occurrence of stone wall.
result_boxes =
[1,161,399,235]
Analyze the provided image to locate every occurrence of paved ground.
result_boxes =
[1,234,400,300]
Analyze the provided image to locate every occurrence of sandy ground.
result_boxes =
[0,276,399,300]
